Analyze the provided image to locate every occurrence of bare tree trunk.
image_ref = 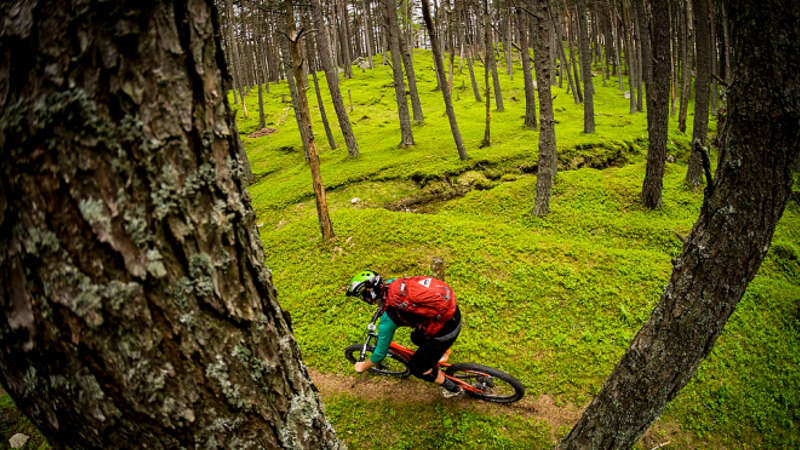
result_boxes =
[621,0,637,114]
[286,6,336,242]
[531,0,557,217]
[488,23,505,112]
[504,10,513,79]
[363,0,376,68]
[305,15,338,150]
[0,0,344,447]
[422,0,468,160]
[678,0,692,133]
[279,37,311,159]
[517,9,537,129]
[311,0,360,157]
[463,4,483,102]
[382,0,415,147]
[566,8,584,103]
[641,0,670,209]
[480,0,492,147]
[559,3,800,446]
[337,0,354,78]
[686,0,711,188]
[553,11,580,104]
[576,0,595,133]
[399,33,425,123]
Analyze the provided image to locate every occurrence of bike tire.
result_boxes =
[344,344,411,378]
[444,362,525,403]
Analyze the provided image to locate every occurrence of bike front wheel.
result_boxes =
[445,362,525,403]
[344,344,411,378]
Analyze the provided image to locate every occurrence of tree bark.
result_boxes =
[621,0,637,114]
[686,0,711,188]
[286,7,336,242]
[558,1,800,447]
[517,9,537,130]
[305,15,338,151]
[421,0,468,160]
[488,23,505,112]
[641,0,671,209]
[0,0,344,448]
[311,0,360,157]
[363,0,376,68]
[531,0,557,217]
[381,0,415,147]
[480,0,492,148]
[678,0,692,133]
[463,4,483,102]
[566,8,584,103]
[576,0,595,133]
[398,32,425,123]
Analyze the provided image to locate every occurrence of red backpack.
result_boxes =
[384,276,457,336]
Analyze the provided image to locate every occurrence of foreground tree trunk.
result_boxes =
[531,0,557,217]
[640,0,671,209]
[558,1,800,447]
[0,0,342,448]
[421,0,468,160]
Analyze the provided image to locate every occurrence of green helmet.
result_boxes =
[346,270,384,304]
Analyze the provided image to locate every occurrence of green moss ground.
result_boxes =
[245,50,799,448]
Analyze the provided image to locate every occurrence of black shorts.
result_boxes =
[408,307,462,380]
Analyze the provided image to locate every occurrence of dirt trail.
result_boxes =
[309,369,689,448]
[309,369,583,441]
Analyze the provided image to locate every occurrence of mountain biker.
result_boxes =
[346,270,464,397]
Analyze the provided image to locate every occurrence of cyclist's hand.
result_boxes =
[354,360,374,373]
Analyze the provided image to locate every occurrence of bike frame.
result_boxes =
[357,304,487,394]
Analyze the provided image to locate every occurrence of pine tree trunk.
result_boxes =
[566,10,584,103]
[686,0,711,188]
[518,9,537,130]
[532,0,557,217]
[641,0,670,209]
[311,0,360,157]
[421,0,468,160]
[554,12,580,104]
[488,32,505,112]
[398,33,425,123]
[286,10,335,242]
[382,0,415,147]
[621,0,637,114]
[463,5,483,103]
[558,2,800,447]
[576,0,595,133]
[678,0,692,133]
[0,1,344,447]
[305,16,338,151]
[363,0,376,68]
[480,0,492,148]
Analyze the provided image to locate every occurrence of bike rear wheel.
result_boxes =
[445,362,524,403]
[344,344,411,378]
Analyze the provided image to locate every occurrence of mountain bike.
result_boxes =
[344,305,525,404]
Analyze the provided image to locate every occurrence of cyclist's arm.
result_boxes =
[369,312,398,364]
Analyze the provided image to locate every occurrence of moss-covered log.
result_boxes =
[0,0,341,448]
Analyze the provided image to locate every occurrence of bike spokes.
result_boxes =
[444,363,525,403]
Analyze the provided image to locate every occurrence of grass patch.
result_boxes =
[245,50,799,448]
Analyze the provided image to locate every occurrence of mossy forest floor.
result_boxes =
[2,50,797,449]
[243,50,799,449]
